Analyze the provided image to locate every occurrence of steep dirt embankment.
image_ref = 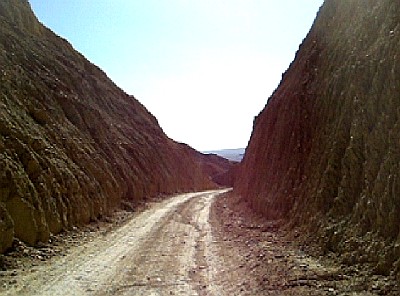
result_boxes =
[197,151,238,187]
[0,0,222,253]
[236,0,400,277]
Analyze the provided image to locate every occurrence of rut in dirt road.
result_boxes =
[3,190,229,296]
[99,190,225,296]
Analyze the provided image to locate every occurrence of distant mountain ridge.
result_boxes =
[203,148,245,162]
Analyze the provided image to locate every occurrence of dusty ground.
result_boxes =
[0,190,399,295]
[211,192,399,296]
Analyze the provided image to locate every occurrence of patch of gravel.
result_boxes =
[0,203,149,291]
[210,192,400,296]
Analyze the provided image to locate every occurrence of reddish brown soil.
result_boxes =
[210,192,399,295]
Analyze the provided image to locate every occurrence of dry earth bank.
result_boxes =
[0,0,235,252]
[235,0,400,279]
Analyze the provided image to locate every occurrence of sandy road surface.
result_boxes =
[3,189,398,296]
[3,190,228,296]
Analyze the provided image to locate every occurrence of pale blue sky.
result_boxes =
[28,0,324,151]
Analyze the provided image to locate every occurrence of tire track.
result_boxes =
[3,190,227,296]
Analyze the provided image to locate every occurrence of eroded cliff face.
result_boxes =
[0,0,219,252]
[236,0,400,276]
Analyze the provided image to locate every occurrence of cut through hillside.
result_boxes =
[235,0,400,280]
[0,0,235,253]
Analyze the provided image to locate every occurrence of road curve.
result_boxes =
[5,189,229,296]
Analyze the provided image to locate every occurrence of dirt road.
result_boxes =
[1,189,398,295]
[2,190,228,296]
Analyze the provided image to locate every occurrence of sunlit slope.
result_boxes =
[236,0,400,277]
[0,0,219,252]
